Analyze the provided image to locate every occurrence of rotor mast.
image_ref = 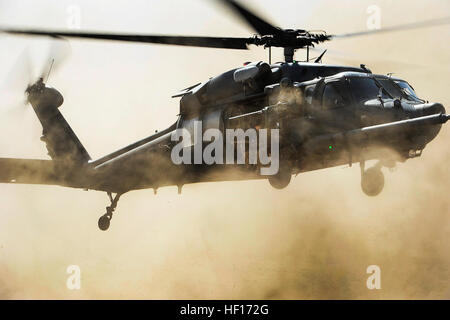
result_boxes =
[284,47,295,63]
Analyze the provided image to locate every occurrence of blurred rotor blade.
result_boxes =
[4,97,29,115]
[4,47,33,91]
[217,0,281,35]
[38,38,71,80]
[1,39,70,115]
[333,16,450,39]
[309,47,426,69]
[0,28,250,49]
[1,48,32,111]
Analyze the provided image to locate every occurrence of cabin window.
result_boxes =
[322,82,349,109]
[304,85,315,105]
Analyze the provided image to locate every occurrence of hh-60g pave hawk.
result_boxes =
[0,0,449,230]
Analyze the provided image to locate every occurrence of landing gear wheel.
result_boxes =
[268,163,292,190]
[97,192,123,231]
[361,167,385,197]
[98,215,111,231]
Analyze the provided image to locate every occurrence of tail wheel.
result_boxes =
[361,167,385,197]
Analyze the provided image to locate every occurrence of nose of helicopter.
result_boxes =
[426,102,445,115]
[413,102,446,146]
[413,102,446,116]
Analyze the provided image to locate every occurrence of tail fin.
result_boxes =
[26,79,91,165]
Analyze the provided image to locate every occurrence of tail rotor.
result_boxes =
[1,38,70,110]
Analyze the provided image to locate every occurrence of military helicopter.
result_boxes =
[0,0,449,230]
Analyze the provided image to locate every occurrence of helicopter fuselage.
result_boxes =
[1,62,447,195]
[79,62,447,193]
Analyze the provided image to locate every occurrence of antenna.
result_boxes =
[45,59,55,82]
[314,49,327,63]
[268,46,272,64]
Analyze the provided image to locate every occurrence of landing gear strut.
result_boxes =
[360,161,384,197]
[98,192,123,231]
[268,163,292,189]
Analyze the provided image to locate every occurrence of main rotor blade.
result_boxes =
[217,0,281,35]
[333,16,450,39]
[309,47,426,68]
[0,28,250,49]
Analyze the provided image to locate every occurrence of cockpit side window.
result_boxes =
[322,81,350,110]
[377,79,400,98]
[348,77,383,103]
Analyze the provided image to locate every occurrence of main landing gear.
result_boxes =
[360,161,385,197]
[98,192,123,231]
[268,163,292,189]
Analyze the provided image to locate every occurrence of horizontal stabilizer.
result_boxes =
[0,158,85,188]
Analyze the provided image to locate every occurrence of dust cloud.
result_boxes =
[0,0,449,299]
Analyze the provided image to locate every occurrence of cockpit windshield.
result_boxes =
[394,80,422,102]
[345,76,423,105]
